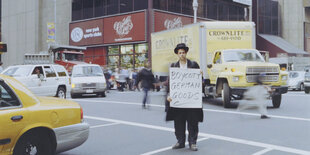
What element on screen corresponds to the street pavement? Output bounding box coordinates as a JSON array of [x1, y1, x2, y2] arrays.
[[59, 90, 310, 155]]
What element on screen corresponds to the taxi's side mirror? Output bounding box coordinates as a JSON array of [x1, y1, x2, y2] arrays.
[[207, 64, 212, 68]]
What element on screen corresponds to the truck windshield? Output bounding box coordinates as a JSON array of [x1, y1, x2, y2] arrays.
[[72, 66, 103, 77], [64, 53, 84, 61], [222, 50, 265, 62], [2, 66, 32, 77]]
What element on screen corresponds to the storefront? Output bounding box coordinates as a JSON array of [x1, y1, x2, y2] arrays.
[[69, 9, 210, 70], [70, 10, 147, 70]]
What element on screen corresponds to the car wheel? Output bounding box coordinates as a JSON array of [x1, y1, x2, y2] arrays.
[[300, 83, 305, 91], [56, 87, 66, 99], [272, 94, 282, 108], [13, 132, 53, 155], [222, 82, 231, 108], [305, 87, 310, 94]]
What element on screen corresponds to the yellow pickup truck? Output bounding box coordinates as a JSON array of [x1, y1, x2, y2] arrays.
[[151, 21, 288, 108]]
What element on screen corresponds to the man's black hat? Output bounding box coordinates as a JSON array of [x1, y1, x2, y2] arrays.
[[174, 43, 189, 54]]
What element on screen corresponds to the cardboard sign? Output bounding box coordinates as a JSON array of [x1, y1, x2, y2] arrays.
[[169, 68, 202, 108]]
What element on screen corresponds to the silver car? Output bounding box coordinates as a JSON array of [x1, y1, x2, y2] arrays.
[[288, 71, 305, 91]]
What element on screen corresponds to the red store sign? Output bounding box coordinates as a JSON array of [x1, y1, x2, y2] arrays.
[[104, 11, 146, 44], [69, 11, 146, 46], [154, 11, 193, 32], [69, 19, 104, 46]]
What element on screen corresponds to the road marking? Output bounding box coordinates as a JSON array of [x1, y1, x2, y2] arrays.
[[141, 137, 210, 155], [75, 99, 310, 122], [252, 148, 273, 155], [85, 115, 310, 155], [90, 122, 120, 129]]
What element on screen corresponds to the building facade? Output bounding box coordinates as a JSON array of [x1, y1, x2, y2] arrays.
[[69, 0, 250, 70], [1, 0, 250, 68], [1, 0, 71, 67]]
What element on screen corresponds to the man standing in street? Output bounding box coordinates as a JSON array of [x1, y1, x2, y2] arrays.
[[166, 43, 204, 151], [136, 62, 156, 109]]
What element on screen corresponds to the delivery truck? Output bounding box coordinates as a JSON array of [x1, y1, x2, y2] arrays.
[[151, 21, 288, 108]]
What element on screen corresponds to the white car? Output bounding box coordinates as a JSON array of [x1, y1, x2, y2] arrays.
[[288, 71, 305, 91], [1, 64, 70, 98], [71, 64, 107, 98]]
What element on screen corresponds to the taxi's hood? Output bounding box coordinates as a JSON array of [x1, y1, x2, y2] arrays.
[[224, 61, 279, 67]]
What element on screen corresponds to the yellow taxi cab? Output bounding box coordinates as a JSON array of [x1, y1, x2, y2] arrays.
[[0, 75, 89, 155]]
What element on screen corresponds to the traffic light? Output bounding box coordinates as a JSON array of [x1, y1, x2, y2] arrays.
[[0, 43, 7, 52]]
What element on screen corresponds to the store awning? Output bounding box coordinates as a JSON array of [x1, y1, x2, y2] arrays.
[[259, 34, 309, 55]]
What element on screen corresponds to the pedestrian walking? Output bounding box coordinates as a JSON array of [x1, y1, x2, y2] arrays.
[[136, 62, 155, 109], [0, 62, 3, 73], [237, 73, 271, 119], [166, 43, 204, 151]]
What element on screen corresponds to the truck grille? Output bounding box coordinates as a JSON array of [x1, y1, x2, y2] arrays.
[[82, 83, 96, 88], [246, 67, 278, 73], [246, 67, 279, 82]]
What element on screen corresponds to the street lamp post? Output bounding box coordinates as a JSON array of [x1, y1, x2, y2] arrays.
[[193, 0, 198, 23], [54, 0, 57, 44]]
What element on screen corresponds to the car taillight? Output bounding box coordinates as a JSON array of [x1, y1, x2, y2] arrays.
[[80, 107, 84, 120]]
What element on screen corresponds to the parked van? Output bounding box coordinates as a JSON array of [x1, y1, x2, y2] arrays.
[[70, 64, 107, 98], [1, 64, 70, 98]]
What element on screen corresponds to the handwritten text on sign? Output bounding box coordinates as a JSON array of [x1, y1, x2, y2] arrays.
[[170, 68, 202, 108]]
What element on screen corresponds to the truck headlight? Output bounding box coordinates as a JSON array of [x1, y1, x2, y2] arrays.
[[232, 76, 239, 82], [281, 75, 287, 81]]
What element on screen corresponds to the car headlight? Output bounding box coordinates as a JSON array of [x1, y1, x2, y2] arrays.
[[98, 83, 106, 88], [281, 75, 287, 81], [72, 83, 81, 88], [232, 76, 239, 82]]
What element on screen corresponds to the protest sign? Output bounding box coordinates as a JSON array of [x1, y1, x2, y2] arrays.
[[169, 68, 202, 108]]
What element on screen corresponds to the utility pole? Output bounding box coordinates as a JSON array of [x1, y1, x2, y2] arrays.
[[54, 0, 57, 44], [193, 0, 198, 23]]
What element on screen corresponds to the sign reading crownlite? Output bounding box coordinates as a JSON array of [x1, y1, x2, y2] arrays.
[[233, 0, 252, 6]]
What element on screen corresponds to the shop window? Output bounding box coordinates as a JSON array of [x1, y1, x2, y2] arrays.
[[134, 43, 148, 69], [120, 0, 133, 13], [218, 3, 229, 21], [108, 55, 119, 67], [95, 0, 105, 17], [121, 55, 134, 68], [121, 45, 133, 54], [72, 0, 83, 21], [108, 46, 119, 55], [134, 0, 148, 11], [83, 0, 94, 19]]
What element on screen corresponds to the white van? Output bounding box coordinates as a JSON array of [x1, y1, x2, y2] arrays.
[[70, 64, 107, 98], [2, 64, 70, 98]]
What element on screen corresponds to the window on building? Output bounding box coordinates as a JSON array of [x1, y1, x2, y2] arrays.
[[207, 0, 218, 20], [153, 0, 167, 10], [182, 0, 193, 15], [168, 0, 181, 13], [72, 0, 83, 21], [134, 0, 148, 11], [83, 0, 94, 19], [120, 0, 133, 13], [218, 3, 229, 21], [0, 0, 2, 42], [95, 0, 105, 17], [134, 44, 148, 69], [107, 0, 119, 15], [258, 0, 280, 35]]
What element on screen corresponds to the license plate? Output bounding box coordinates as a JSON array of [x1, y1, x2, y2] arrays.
[[86, 89, 93, 93]]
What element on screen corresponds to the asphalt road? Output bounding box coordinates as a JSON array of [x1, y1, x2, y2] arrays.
[[59, 90, 310, 155]]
